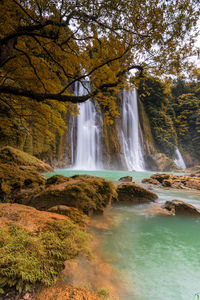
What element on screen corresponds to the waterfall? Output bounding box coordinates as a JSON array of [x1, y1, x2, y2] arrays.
[[120, 89, 145, 171], [71, 81, 102, 170], [174, 148, 186, 169]]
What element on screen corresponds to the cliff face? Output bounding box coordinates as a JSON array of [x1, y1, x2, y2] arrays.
[[137, 99, 157, 156], [1, 89, 195, 170], [102, 117, 127, 170]]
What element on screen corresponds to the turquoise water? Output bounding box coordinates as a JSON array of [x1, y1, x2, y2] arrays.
[[102, 209, 200, 300], [46, 169, 200, 300]]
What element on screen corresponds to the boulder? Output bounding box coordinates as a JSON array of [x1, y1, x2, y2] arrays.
[[142, 177, 161, 185], [163, 200, 200, 217], [142, 173, 200, 190], [17, 175, 117, 216], [117, 182, 158, 204], [46, 174, 70, 185], [118, 176, 133, 182], [0, 146, 53, 172], [0, 163, 45, 201]]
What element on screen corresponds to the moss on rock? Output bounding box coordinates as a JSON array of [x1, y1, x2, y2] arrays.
[[0, 163, 46, 201], [0, 146, 53, 172], [46, 175, 70, 186], [117, 182, 158, 204], [17, 175, 117, 216], [142, 173, 200, 190], [0, 203, 91, 295], [47, 205, 88, 228]]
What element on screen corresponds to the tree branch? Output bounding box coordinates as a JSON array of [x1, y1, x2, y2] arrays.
[[0, 64, 143, 104], [0, 85, 94, 103]]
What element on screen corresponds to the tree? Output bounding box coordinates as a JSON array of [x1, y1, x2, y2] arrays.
[[172, 92, 200, 159], [138, 77, 177, 157], [0, 0, 199, 114]]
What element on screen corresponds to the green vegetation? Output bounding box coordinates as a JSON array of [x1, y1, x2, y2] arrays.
[[0, 221, 91, 294], [0, 163, 45, 201], [0, 98, 71, 162], [0, 146, 52, 171], [138, 75, 200, 164], [0, 0, 199, 163], [138, 77, 177, 157], [171, 79, 200, 161]]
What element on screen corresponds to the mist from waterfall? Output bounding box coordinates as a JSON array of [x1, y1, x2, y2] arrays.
[[120, 89, 145, 171], [174, 148, 186, 169], [71, 81, 102, 170]]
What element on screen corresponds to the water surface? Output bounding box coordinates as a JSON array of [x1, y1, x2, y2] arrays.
[[46, 169, 200, 300]]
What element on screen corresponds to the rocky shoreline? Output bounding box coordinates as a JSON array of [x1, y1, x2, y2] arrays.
[[1, 147, 200, 299], [142, 173, 200, 190]]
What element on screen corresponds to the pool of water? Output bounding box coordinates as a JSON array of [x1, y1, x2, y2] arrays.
[[46, 169, 200, 300]]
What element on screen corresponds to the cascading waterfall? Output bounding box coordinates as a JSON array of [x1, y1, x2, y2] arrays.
[[120, 89, 145, 171], [71, 81, 102, 170], [174, 148, 186, 169], [68, 84, 146, 171]]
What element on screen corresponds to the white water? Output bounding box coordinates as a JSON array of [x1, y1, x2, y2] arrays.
[[120, 89, 145, 171], [174, 148, 186, 169], [69, 85, 146, 171], [71, 82, 102, 170]]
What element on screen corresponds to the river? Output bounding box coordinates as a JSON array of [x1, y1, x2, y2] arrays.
[[45, 169, 200, 300]]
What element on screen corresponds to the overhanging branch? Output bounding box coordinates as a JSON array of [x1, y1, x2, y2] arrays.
[[0, 85, 94, 103]]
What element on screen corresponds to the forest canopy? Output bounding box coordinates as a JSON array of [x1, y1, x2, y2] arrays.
[[0, 0, 199, 108]]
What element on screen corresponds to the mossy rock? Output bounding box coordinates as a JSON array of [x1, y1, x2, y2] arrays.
[[47, 205, 88, 227], [117, 182, 158, 204], [0, 203, 91, 295], [0, 146, 53, 172], [0, 163, 46, 201], [142, 173, 200, 190], [118, 176, 133, 182], [46, 175, 70, 186], [17, 175, 117, 215], [163, 200, 200, 217]]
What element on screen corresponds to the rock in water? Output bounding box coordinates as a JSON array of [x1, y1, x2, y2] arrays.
[[117, 182, 158, 204], [163, 200, 200, 217], [118, 176, 133, 182], [142, 173, 200, 190]]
